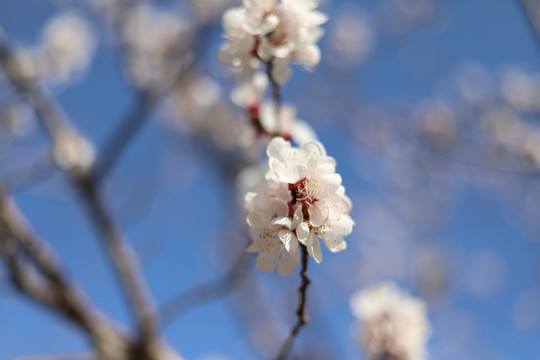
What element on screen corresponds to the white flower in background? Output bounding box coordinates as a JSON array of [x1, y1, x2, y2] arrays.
[[53, 128, 95, 172], [350, 282, 430, 360], [219, 0, 327, 84], [245, 137, 353, 273], [258, 103, 317, 144], [122, 5, 191, 89], [231, 74, 317, 142], [42, 12, 96, 82], [231, 71, 268, 118]]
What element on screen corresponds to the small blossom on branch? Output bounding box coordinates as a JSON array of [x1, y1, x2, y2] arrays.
[[245, 137, 354, 274], [218, 0, 327, 84], [350, 282, 431, 360]]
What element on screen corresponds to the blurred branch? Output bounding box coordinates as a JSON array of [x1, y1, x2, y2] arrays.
[[0, 29, 160, 350], [274, 245, 310, 360], [0, 186, 126, 354], [159, 250, 250, 328], [1, 154, 57, 192], [11, 354, 91, 360], [266, 60, 282, 130], [521, 0, 540, 48]]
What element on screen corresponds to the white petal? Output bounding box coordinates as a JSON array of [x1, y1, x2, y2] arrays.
[[246, 241, 260, 252], [306, 231, 323, 263], [296, 45, 320, 67], [308, 201, 329, 227], [296, 221, 310, 244], [247, 211, 270, 229], [256, 246, 280, 272], [278, 249, 300, 275], [329, 240, 347, 252], [271, 216, 292, 228], [272, 58, 292, 85], [278, 229, 298, 254], [318, 173, 342, 198]]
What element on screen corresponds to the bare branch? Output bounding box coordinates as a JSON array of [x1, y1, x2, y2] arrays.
[[274, 245, 310, 360], [266, 60, 282, 131], [0, 186, 127, 355], [0, 29, 158, 347]]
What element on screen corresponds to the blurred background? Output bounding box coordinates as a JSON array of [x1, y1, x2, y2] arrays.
[[0, 0, 539, 359]]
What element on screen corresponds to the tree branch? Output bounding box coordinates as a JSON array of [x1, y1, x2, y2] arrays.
[[0, 29, 159, 348], [274, 244, 310, 360], [0, 186, 127, 354]]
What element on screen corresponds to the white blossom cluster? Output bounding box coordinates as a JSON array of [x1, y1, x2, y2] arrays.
[[245, 137, 354, 274], [6, 12, 96, 85], [218, 0, 327, 84], [121, 5, 191, 90], [350, 282, 430, 360]]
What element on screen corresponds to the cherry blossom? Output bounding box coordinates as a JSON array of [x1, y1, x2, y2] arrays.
[[245, 137, 354, 273], [219, 0, 327, 84], [350, 282, 430, 360]]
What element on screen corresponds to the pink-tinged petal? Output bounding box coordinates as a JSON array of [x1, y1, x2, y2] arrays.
[[296, 221, 310, 244], [306, 231, 323, 263], [329, 240, 347, 252], [256, 246, 280, 272], [278, 249, 300, 275]]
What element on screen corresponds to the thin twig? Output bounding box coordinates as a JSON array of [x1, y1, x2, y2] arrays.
[[274, 244, 310, 360], [0, 186, 126, 351], [266, 60, 282, 132]]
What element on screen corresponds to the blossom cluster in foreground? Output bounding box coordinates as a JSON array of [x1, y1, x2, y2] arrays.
[[245, 137, 354, 275], [219, 0, 327, 84], [350, 282, 430, 360]]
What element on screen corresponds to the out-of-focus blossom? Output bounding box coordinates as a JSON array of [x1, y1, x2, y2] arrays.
[[482, 106, 540, 168], [190, 0, 232, 23], [53, 128, 95, 172], [122, 5, 191, 89], [42, 12, 97, 82], [0, 101, 33, 136], [245, 137, 353, 273], [416, 99, 455, 146], [500, 67, 540, 113], [350, 282, 430, 360], [231, 73, 316, 143], [454, 62, 494, 106], [3, 13, 96, 85], [330, 6, 376, 67], [379, 0, 436, 34], [219, 0, 327, 84], [166, 73, 253, 151]]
